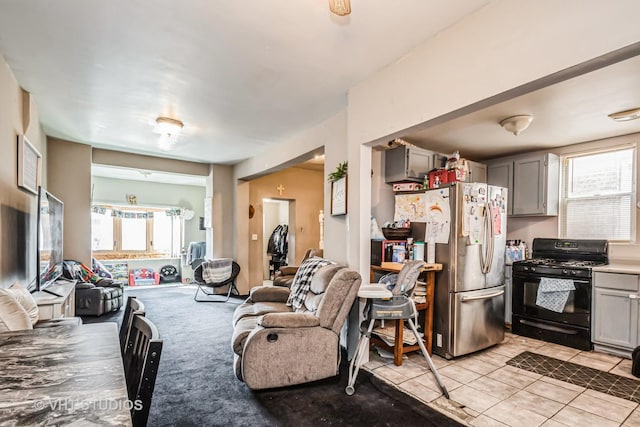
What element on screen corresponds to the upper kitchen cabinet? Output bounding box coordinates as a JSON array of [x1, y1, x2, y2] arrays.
[[467, 160, 487, 184], [385, 145, 434, 183], [487, 153, 559, 216]]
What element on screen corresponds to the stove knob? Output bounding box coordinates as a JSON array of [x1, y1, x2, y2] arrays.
[[562, 269, 568, 275], [571, 270, 577, 276], [523, 266, 529, 271], [531, 267, 536, 272]]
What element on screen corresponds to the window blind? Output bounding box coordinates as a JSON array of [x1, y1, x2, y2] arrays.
[[560, 147, 635, 242]]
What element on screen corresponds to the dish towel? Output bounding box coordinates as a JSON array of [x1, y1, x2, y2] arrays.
[[536, 277, 575, 313]]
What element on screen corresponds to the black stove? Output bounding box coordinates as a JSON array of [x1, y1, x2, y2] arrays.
[[513, 239, 608, 278], [511, 238, 608, 351]]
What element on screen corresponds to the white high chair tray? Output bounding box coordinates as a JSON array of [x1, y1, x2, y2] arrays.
[[358, 284, 392, 299]]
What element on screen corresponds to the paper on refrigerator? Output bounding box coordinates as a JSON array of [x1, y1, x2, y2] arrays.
[[462, 183, 487, 245], [394, 193, 427, 222], [424, 187, 451, 244]]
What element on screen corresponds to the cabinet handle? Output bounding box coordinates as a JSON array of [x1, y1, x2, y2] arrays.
[[629, 294, 640, 299]]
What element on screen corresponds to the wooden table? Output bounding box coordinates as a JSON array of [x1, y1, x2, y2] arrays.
[[0, 323, 132, 426], [369, 262, 442, 366]]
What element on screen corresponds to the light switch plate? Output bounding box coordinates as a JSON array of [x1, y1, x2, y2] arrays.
[[251, 234, 258, 241]]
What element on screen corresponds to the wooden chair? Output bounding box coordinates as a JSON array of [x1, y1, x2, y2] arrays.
[[119, 296, 145, 355], [124, 314, 163, 427]]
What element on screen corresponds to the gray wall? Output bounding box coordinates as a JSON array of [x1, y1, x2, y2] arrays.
[[91, 176, 206, 248]]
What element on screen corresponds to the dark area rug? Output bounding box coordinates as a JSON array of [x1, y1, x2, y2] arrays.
[[84, 285, 461, 426], [507, 351, 640, 403]]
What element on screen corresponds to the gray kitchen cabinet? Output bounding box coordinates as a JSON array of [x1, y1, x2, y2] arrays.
[[467, 160, 487, 183], [592, 271, 639, 357], [385, 145, 434, 183], [487, 153, 559, 216], [487, 160, 513, 213]]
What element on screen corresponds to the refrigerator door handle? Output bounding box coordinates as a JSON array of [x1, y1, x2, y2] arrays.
[[480, 205, 494, 274], [460, 289, 504, 302]]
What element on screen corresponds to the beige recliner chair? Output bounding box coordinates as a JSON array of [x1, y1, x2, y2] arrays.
[[231, 262, 361, 390], [272, 248, 323, 287]]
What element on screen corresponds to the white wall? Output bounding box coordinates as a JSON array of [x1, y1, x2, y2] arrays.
[[371, 150, 395, 228], [91, 176, 206, 247], [234, 110, 347, 293], [345, 0, 640, 278]]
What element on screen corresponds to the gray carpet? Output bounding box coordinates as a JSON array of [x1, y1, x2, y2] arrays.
[[85, 285, 461, 426]]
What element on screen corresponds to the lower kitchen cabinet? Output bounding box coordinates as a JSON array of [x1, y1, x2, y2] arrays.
[[592, 271, 639, 357]]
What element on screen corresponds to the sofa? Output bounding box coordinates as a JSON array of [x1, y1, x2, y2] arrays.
[[231, 258, 361, 390], [272, 248, 323, 287], [75, 279, 124, 316], [0, 283, 82, 333], [62, 260, 125, 316], [129, 268, 160, 286]]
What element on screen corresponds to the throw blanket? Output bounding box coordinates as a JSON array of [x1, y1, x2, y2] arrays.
[[287, 257, 334, 311], [202, 258, 233, 284], [536, 277, 575, 313]]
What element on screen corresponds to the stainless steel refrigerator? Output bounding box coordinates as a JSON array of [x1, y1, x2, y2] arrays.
[[428, 182, 507, 359]]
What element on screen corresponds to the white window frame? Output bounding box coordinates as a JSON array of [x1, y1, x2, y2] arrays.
[[559, 144, 636, 243], [91, 205, 183, 257]]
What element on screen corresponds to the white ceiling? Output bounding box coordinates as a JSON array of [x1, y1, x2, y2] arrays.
[[402, 54, 640, 160], [0, 0, 489, 165]]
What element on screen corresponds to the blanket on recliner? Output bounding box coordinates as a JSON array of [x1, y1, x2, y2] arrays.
[[286, 257, 334, 311]]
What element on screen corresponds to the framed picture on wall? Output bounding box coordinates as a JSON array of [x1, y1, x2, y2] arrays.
[[17, 135, 41, 195], [330, 176, 347, 216]]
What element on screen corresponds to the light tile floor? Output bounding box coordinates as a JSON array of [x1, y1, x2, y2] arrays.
[[364, 333, 640, 426]]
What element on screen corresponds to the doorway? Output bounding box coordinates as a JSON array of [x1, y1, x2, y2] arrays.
[[262, 198, 296, 280]]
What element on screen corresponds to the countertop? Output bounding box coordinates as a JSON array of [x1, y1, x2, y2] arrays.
[[593, 262, 640, 274], [0, 323, 132, 426]]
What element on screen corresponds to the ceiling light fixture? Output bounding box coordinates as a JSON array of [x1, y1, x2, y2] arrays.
[[153, 116, 184, 137], [499, 115, 533, 136], [608, 108, 640, 122], [329, 0, 351, 16]]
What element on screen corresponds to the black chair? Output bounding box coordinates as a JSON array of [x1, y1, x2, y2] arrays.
[[120, 296, 144, 372], [193, 260, 241, 302], [124, 314, 163, 427]]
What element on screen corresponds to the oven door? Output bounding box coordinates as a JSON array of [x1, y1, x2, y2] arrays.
[[512, 273, 591, 328]]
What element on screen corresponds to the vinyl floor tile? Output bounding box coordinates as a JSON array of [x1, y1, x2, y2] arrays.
[[448, 384, 501, 413], [483, 400, 548, 427], [504, 390, 564, 418], [508, 351, 640, 403], [551, 405, 619, 427]]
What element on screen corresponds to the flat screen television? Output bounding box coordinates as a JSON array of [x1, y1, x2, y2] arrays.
[[37, 187, 64, 295]]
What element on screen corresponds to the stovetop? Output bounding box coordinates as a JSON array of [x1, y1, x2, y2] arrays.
[[512, 238, 608, 278], [517, 258, 607, 268]]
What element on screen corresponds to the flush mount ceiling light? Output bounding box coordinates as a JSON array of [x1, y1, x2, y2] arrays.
[[329, 0, 351, 16], [500, 115, 533, 136], [153, 117, 184, 137], [608, 107, 640, 122]]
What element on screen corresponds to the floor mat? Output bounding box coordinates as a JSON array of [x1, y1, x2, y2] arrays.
[[507, 351, 640, 403]]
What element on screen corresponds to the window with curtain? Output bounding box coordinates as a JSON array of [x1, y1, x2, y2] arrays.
[[560, 146, 635, 242], [91, 205, 183, 257]]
